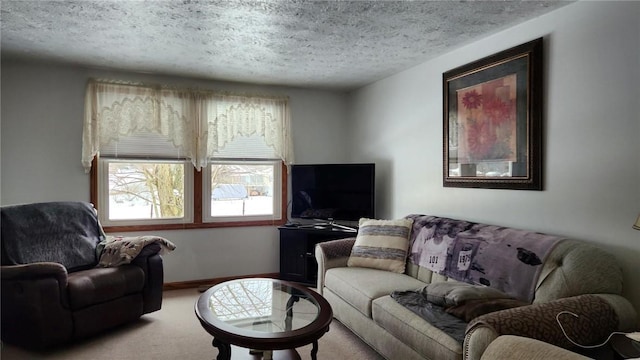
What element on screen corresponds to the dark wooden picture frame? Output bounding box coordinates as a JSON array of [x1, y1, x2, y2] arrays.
[[443, 38, 543, 190]]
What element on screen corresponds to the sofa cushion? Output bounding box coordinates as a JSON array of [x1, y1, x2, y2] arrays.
[[67, 265, 145, 310], [372, 295, 463, 360], [325, 267, 425, 317], [348, 218, 413, 273]]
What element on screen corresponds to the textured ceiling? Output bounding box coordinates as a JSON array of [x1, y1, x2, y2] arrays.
[[1, 1, 572, 90]]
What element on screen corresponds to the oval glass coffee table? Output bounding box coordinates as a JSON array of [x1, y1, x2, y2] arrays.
[[195, 278, 333, 360]]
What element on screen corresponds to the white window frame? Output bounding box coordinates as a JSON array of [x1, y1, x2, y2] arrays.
[[97, 158, 194, 227], [202, 160, 282, 223]]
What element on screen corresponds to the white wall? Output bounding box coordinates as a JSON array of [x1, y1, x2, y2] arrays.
[[348, 1, 640, 317], [0, 59, 350, 282]]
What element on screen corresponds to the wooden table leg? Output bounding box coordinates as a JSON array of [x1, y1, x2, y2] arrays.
[[285, 295, 300, 331], [310, 340, 318, 360], [212, 338, 231, 360], [310, 325, 329, 360]]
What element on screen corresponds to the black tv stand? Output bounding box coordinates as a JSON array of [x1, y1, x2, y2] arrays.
[[278, 225, 358, 285]]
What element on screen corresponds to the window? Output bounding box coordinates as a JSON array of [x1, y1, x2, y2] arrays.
[[203, 161, 281, 222], [99, 159, 193, 226], [83, 79, 292, 230]]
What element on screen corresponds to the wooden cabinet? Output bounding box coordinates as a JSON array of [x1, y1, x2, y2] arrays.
[[279, 226, 356, 286]]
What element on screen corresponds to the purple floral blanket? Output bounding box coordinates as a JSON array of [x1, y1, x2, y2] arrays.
[[406, 215, 565, 302]]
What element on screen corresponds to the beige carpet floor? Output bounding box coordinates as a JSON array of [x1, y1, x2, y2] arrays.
[[1, 288, 384, 360]]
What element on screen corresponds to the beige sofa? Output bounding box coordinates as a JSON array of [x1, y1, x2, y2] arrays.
[[315, 215, 637, 360]]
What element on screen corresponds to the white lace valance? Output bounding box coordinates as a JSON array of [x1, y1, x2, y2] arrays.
[[207, 95, 292, 162], [82, 79, 293, 172]]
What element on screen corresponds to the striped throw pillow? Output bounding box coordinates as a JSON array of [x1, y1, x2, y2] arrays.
[[347, 218, 414, 273]]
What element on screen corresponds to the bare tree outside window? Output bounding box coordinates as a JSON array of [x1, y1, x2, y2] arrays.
[[108, 162, 185, 220]]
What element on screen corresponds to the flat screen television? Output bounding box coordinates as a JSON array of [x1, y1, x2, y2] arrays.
[[290, 163, 375, 225]]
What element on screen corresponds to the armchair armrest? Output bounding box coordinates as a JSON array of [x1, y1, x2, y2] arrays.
[[131, 243, 164, 314], [463, 293, 636, 360], [2, 262, 67, 281], [2, 263, 70, 307], [1, 263, 74, 347], [314, 237, 355, 295]]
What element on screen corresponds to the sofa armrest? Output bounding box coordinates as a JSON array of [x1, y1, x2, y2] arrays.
[[481, 335, 591, 360], [314, 238, 355, 295], [464, 293, 634, 360], [592, 293, 638, 331]]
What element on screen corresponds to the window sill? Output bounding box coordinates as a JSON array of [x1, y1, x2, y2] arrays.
[[103, 219, 286, 233]]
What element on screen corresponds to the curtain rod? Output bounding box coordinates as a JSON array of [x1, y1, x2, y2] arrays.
[[88, 78, 290, 101]]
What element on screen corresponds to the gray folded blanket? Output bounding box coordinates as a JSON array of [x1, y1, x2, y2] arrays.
[[390, 282, 527, 344]]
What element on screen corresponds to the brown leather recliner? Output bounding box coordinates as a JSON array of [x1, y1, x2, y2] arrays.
[[1, 201, 165, 349]]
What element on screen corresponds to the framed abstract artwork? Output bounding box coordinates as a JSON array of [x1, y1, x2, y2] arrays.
[[443, 38, 543, 190]]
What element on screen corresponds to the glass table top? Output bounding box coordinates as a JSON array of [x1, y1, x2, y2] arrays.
[[203, 278, 320, 334]]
